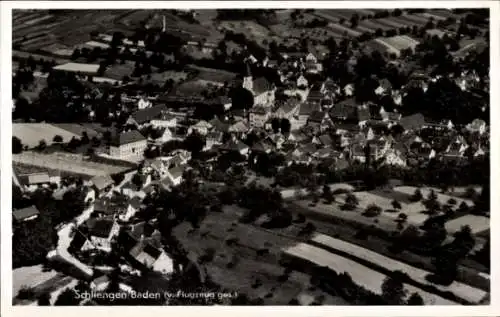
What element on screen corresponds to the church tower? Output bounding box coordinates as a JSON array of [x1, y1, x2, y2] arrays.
[[242, 62, 253, 93]]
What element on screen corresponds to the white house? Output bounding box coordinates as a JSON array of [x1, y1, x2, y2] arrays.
[[138, 98, 152, 110], [188, 120, 212, 135], [297, 74, 308, 88], [344, 84, 354, 97], [87, 218, 120, 252]]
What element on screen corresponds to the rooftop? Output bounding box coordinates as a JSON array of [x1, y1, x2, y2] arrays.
[[110, 130, 146, 147]]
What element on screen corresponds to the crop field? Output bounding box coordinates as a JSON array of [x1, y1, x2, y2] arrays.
[[310, 233, 488, 303], [13, 151, 131, 177], [388, 16, 425, 27], [327, 23, 361, 38], [393, 186, 474, 208], [359, 19, 393, 32], [375, 17, 409, 29], [419, 12, 448, 21], [143, 70, 188, 86], [283, 242, 457, 305], [187, 65, 238, 83], [13, 265, 60, 298], [396, 14, 430, 26]]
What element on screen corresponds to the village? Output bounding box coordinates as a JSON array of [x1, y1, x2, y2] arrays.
[[11, 8, 490, 306]]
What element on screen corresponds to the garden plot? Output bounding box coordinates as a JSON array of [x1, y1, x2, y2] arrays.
[[283, 242, 457, 305], [445, 215, 489, 234], [382, 35, 420, 51], [13, 123, 81, 148], [310, 233, 488, 304], [419, 12, 448, 21], [388, 16, 423, 27]]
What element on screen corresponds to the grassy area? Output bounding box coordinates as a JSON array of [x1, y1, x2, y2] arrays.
[[285, 201, 490, 290], [172, 206, 347, 305]]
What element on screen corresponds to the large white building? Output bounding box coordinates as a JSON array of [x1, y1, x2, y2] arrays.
[[109, 130, 148, 159]]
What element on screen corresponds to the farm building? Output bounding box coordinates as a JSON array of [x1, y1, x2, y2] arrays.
[[109, 130, 148, 159], [53, 62, 99, 76]]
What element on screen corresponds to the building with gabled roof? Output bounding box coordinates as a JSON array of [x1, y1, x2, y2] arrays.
[[13, 205, 40, 222], [127, 105, 168, 127], [109, 130, 147, 159]]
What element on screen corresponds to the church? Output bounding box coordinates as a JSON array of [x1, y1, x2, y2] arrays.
[[242, 63, 276, 108]]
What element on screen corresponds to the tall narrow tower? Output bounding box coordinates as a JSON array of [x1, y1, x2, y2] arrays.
[[162, 15, 166, 33], [242, 63, 253, 93]]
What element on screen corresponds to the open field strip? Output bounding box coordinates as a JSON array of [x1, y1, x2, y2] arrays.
[[383, 35, 419, 50], [315, 10, 351, 21], [388, 16, 422, 27], [359, 19, 392, 31], [14, 21, 64, 40], [445, 215, 490, 234], [13, 12, 48, 25], [327, 23, 361, 37], [397, 14, 429, 26], [283, 242, 457, 305], [312, 11, 341, 23], [353, 25, 375, 33], [431, 9, 461, 19], [375, 18, 408, 29], [393, 186, 474, 207], [310, 233, 487, 303], [419, 12, 448, 21], [13, 15, 56, 32], [13, 123, 81, 148]]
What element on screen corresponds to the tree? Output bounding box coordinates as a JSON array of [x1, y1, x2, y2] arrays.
[[410, 188, 423, 202], [184, 132, 206, 156], [391, 199, 402, 210], [381, 274, 407, 304], [54, 288, 80, 306], [38, 292, 52, 306], [230, 86, 254, 109], [12, 136, 23, 154], [111, 173, 125, 185], [342, 193, 359, 210], [271, 117, 280, 133], [37, 139, 47, 152], [280, 118, 291, 134], [407, 292, 424, 305], [363, 204, 382, 217], [132, 173, 144, 188], [450, 225, 475, 258], [53, 135, 63, 143]]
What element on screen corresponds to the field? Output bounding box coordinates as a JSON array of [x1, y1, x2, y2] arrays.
[[142, 70, 188, 86], [13, 123, 82, 148], [187, 65, 238, 84], [309, 233, 487, 303], [283, 242, 457, 305], [103, 61, 136, 81], [446, 215, 490, 234], [172, 206, 348, 305], [13, 265, 59, 297], [218, 20, 274, 46]]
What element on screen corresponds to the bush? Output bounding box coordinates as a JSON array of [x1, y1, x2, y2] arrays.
[[13, 136, 24, 154], [410, 188, 423, 202], [111, 173, 125, 184], [363, 204, 382, 217], [447, 198, 457, 205], [53, 135, 63, 143]]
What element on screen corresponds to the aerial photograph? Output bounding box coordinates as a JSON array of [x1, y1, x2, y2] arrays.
[[11, 8, 490, 306]]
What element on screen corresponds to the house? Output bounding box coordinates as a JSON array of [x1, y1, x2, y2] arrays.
[[293, 102, 321, 130], [306, 88, 323, 104], [68, 229, 95, 254], [312, 147, 340, 159], [151, 113, 177, 129], [243, 64, 275, 106], [423, 119, 454, 131], [399, 113, 426, 131], [383, 148, 407, 167], [18, 172, 50, 190], [137, 97, 152, 110], [155, 127, 177, 143], [126, 105, 168, 128], [220, 139, 250, 156], [375, 78, 393, 95], [275, 99, 300, 120], [297, 74, 308, 88], [93, 197, 123, 217], [205, 131, 224, 150], [329, 99, 358, 122], [228, 121, 249, 135], [249, 106, 271, 128], [357, 106, 371, 127], [166, 165, 185, 186], [90, 275, 110, 291], [312, 134, 333, 147], [109, 130, 148, 159], [90, 175, 115, 195], [210, 117, 231, 133], [119, 196, 142, 222], [129, 240, 174, 274], [188, 120, 212, 135], [251, 140, 274, 154], [13, 205, 40, 222], [466, 119, 487, 135], [307, 111, 331, 133], [267, 133, 286, 150], [344, 84, 354, 97], [86, 218, 120, 251]]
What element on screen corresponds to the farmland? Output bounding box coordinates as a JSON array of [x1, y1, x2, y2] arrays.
[[172, 206, 348, 305], [309, 233, 487, 303], [283, 242, 457, 305]]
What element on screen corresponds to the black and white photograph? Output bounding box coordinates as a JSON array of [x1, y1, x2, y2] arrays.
[[5, 2, 494, 309]]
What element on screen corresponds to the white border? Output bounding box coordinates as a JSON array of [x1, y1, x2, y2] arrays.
[[1, 1, 499, 317]]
